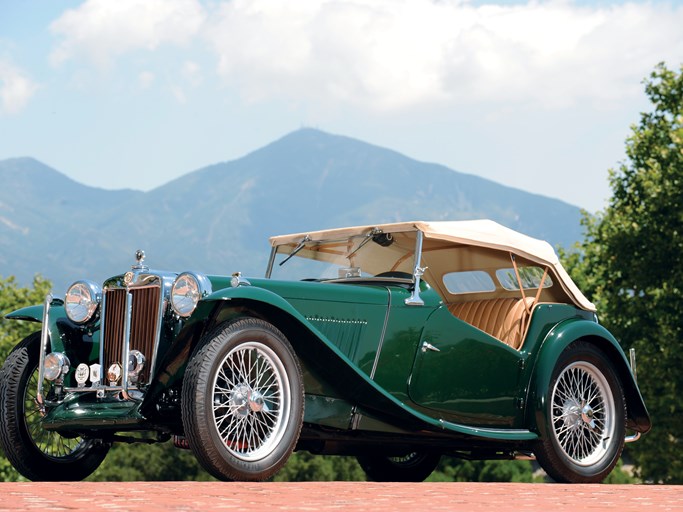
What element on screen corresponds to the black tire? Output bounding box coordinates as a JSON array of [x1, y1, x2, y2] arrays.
[[181, 319, 304, 481], [357, 451, 441, 482], [534, 341, 625, 483], [0, 332, 110, 481]]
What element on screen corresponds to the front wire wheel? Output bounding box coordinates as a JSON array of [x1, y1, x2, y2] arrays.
[[182, 319, 304, 481], [535, 342, 625, 483], [213, 340, 291, 462], [0, 332, 110, 481]]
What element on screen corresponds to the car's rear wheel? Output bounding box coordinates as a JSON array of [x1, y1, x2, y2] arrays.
[[0, 332, 110, 481], [534, 341, 625, 483], [182, 319, 304, 481], [357, 451, 441, 482]]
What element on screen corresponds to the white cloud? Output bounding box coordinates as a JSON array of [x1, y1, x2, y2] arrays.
[[203, 0, 683, 111], [47, 0, 683, 111], [0, 59, 39, 115], [49, 0, 206, 68], [138, 71, 155, 89], [182, 60, 202, 87]]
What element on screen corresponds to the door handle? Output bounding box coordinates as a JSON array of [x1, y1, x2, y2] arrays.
[[421, 341, 440, 353]]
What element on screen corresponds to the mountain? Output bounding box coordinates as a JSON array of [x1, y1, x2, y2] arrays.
[[0, 129, 583, 293]]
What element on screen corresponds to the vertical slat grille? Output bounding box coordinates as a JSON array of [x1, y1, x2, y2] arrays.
[[103, 289, 126, 377], [103, 285, 161, 386]]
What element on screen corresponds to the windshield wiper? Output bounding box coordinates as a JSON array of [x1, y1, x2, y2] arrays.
[[279, 235, 311, 266], [347, 227, 381, 258]]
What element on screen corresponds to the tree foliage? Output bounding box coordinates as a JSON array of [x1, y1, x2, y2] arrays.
[[0, 275, 51, 362], [86, 442, 214, 482], [0, 274, 52, 481], [564, 63, 683, 483]]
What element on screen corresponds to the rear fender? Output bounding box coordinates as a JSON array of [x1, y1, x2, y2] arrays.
[[527, 319, 651, 438]]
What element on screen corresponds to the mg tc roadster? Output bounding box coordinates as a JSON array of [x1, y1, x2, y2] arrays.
[[0, 220, 650, 483]]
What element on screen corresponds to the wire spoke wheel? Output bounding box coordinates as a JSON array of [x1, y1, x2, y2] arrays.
[[24, 369, 86, 459], [534, 341, 625, 483], [0, 332, 110, 481], [551, 361, 615, 466], [182, 319, 304, 481], [212, 341, 290, 461]]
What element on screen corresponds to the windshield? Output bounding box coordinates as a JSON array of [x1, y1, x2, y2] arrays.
[[267, 230, 418, 282]]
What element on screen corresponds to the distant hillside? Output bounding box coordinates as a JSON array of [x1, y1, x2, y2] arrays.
[[0, 129, 582, 293]]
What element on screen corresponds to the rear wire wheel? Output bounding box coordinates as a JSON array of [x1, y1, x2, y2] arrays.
[[182, 319, 304, 481], [0, 332, 110, 481], [534, 341, 625, 483]]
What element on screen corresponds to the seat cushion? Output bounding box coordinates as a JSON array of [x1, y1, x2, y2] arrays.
[[448, 297, 534, 349]]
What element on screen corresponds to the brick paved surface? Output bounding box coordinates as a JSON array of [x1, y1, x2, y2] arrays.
[[1, 482, 681, 511]]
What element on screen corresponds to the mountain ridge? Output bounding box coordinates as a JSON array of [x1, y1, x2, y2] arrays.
[[0, 129, 583, 294]]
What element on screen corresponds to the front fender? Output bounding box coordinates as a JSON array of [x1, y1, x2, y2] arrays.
[[4, 300, 73, 354], [527, 318, 651, 438], [5, 298, 97, 360], [202, 285, 308, 320], [5, 304, 48, 323]]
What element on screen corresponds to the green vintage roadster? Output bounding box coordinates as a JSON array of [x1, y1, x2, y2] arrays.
[[0, 220, 650, 483]]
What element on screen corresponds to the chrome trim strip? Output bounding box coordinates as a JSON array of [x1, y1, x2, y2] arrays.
[[405, 230, 425, 306], [99, 291, 108, 386], [120, 290, 133, 399], [629, 347, 638, 383], [148, 283, 166, 384], [369, 287, 392, 381], [63, 384, 140, 393], [265, 246, 277, 278], [36, 293, 52, 411]]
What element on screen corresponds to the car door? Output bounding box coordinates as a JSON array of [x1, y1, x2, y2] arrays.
[[408, 306, 525, 428]]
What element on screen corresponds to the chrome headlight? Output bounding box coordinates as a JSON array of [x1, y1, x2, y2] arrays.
[[44, 352, 70, 381], [171, 272, 212, 317], [65, 280, 101, 324]]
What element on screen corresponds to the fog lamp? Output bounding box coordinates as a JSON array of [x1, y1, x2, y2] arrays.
[[44, 352, 70, 381]]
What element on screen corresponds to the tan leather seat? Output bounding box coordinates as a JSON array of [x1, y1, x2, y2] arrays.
[[448, 297, 535, 349]]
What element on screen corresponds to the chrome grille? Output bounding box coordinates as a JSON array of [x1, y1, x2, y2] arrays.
[[102, 285, 161, 385]]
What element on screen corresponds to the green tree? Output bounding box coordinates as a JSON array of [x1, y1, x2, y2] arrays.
[[565, 63, 683, 483], [87, 442, 214, 482], [0, 274, 52, 481], [273, 452, 365, 481], [0, 275, 52, 362], [427, 458, 537, 483]]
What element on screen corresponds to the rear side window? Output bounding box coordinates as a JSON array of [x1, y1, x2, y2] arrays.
[[496, 267, 553, 290], [443, 271, 496, 295]]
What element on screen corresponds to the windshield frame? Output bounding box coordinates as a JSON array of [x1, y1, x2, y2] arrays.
[[265, 228, 420, 285]]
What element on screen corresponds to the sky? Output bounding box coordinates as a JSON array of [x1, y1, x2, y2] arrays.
[[1, 0, 682, 212]]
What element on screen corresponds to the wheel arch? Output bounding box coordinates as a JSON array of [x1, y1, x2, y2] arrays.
[[526, 319, 651, 438], [197, 292, 367, 398]]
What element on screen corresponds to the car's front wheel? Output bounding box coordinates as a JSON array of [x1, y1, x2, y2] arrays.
[[357, 451, 441, 482], [182, 319, 304, 481], [0, 332, 110, 481], [534, 341, 625, 483]]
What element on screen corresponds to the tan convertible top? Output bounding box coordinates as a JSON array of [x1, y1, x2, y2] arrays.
[[270, 220, 595, 311]]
